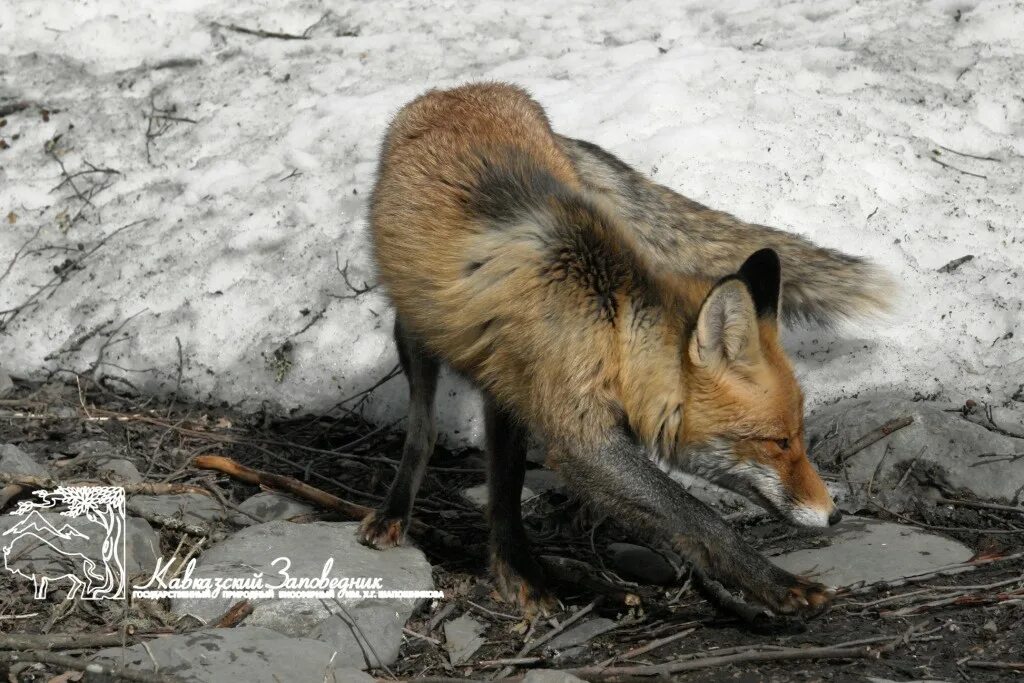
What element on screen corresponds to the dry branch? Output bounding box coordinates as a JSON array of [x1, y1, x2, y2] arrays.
[[0, 650, 183, 683], [0, 631, 168, 650], [833, 416, 914, 464], [193, 454, 373, 520]]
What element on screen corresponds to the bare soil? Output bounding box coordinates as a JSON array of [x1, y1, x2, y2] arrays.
[[1, 376, 1021, 682]]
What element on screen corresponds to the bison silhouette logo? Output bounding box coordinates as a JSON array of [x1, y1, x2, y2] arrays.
[[2, 486, 126, 600]]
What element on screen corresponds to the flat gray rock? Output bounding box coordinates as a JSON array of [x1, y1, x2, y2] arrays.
[[93, 627, 373, 683], [171, 521, 434, 669], [443, 613, 486, 665], [523, 671, 587, 683], [233, 491, 315, 525], [95, 458, 143, 483], [128, 493, 228, 525], [462, 483, 536, 508], [607, 543, 676, 585], [807, 394, 1024, 510], [0, 371, 13, 398], [770, 516, 973, 588], [0, 510, 160, 598], [0, 444, 49, 478], [546, 617, 617, 651]]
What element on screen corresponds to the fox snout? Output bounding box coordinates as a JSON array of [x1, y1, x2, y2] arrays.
[[773, 456, 842, 529], [686, 440, 842, 529]]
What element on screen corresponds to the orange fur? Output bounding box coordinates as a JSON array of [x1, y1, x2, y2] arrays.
[[371, 82, 832, 517]]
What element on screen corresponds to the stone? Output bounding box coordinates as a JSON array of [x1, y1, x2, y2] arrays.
[[170, 521, 434, 669], [92, 627, 373, 683], [0, 444, 49, 478], [770, 516, 973, 588], [0, 510, 161, 598], [443, 613, 486, 665], [65, 438, 118, 458], [666, 469, 763, 520], [545, 617, 617, 650], [523, 671, 588, 683], [0, 370, 13, 398], [127, 493, 228, 525], [807, 394, 1024, 510], [95, 458, 143, 483], [233, 491, 315, 525], [462, 483, 536, 508], [607, 542, 676, 585]]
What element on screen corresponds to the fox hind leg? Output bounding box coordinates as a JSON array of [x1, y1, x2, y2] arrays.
[[358, 316, 440, 549], [484, 397, 556, 616]]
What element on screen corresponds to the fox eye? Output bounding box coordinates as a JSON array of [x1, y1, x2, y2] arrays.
[[775, 438, 790, 450]]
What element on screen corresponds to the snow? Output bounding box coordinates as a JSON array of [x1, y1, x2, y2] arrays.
[[1, 0, 1021, 447]]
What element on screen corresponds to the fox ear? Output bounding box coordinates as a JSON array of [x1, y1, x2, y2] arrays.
[[689, 278, 760, 368], [737, 248, 781, 322]]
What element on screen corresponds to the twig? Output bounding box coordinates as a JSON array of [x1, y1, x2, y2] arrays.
[[144, 95, 197, 165], [0, 650, 184, 683], [569, 633, 905, 678], [0, 223, 44, 287], [193, 454, 373, 520], [843, 550, 1024, 595], [213, 14, 327, 41], [935, 144, 999, 162], [965, 660, 1024, 671], [425, 603, 457, 633], [0, 473, 210, 496], [0, 631, 168, 650], [212, 600, 253, 628], [522, 598, 599, 655], [597, 626, 697, 668], [0, 219, 145, 332], [833, 416, 914, 464], [936, 497, 1024, 515], [330, 254, 378, 299], [929, 154, 987, 179], [937, 254, 974, 273]]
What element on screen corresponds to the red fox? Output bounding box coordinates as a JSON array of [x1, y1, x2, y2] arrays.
[[358, 82, 891, 618]]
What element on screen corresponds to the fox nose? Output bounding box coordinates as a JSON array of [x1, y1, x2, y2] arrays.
[[827, 508, 843, 526]]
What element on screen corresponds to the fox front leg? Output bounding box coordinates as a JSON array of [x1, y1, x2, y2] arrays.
[[551, 429, 833, 620]]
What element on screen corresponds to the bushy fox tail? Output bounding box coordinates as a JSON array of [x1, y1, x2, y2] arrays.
[[559, 135, 895, 327]]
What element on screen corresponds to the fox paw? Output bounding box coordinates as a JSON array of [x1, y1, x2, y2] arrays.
[[357, 511, 406, 549], [764, 573, 835, 617], [492, 557, 558, 619]]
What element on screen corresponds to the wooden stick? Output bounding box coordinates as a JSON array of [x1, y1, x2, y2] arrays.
[[0, 631, 169, 650], [0, 650, 183, 682], [570, 638, 893, 678], [0, 473, 210, 496], [936, 497, 1024, 516], [193, 455, 372, 520], [965, 660, 1024, 671], [212, 600, 253, 628], [833, 416, 914, 464]]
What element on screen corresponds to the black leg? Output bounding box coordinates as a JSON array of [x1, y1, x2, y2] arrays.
[[552, 428, 833, 619], [358, 316, 440, 548], [484, 396, 554, 615]]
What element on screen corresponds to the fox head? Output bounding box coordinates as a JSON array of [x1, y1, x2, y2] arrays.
[[680, 249, 840, 529]]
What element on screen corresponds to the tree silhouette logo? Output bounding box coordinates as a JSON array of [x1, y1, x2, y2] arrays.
[[2, 487, 126, 600]]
